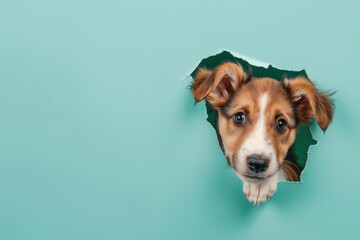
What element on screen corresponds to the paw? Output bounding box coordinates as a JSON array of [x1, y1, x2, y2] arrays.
[[243, 176, 278, 205]]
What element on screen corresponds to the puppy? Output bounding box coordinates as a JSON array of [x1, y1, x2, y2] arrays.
[[192, 62, 333, 205]]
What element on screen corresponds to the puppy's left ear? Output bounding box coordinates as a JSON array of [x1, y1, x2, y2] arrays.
[[284, 77, 334, 131], [191, 62, 247, 108]]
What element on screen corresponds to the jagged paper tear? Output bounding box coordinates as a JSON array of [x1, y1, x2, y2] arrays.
[[190, 51, 317, 181]]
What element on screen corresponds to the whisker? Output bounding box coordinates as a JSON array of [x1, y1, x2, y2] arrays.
[[283, 160, 301, 180], [281, 165, 293, 181], [284, 160, 301, 174], [280, 165, 289, 180], [286, 166, 294, 182], [287, 165, 298, 181]]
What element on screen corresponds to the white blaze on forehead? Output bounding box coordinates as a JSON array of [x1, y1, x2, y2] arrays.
[[238, 93, 276, 167], [249, 94, 270, 154]]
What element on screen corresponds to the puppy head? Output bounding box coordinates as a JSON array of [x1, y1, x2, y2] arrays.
[[192, 62, 333, 181]]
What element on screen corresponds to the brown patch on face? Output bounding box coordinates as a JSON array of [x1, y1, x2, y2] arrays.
[[217, 109, 254, 167], [217, 81, 261, 166], [264, 82, 297, 165]]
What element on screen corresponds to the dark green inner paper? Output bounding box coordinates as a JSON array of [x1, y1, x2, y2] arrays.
[[190, 51, 317, 179]]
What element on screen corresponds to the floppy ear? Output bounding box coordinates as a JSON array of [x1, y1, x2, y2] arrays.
[[191, 62, 247, 108], [283, 77, 334, 131]]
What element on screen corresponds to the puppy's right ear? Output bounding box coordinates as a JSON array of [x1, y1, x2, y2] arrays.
[[191, 62, 247, 108]]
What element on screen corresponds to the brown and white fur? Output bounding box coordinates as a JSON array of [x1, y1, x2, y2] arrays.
[[192, 62, 333, 205]]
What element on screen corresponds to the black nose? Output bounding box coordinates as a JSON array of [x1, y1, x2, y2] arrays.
[[247, 154, 269, 173]]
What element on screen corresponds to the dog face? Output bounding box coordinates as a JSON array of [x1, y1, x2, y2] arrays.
[[218, 79, 298, 180], [192, 62, 333, 182]]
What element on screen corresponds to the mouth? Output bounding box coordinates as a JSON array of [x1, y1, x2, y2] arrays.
[[241, 173, 267, 180], [236, 167, 281, 181]]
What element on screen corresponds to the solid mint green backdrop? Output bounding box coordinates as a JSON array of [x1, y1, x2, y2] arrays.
[[0, 0, 359, 239]]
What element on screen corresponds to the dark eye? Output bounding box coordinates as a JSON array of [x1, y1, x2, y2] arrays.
[[234, 112, 246, 125], [276, 118, 287, 132]]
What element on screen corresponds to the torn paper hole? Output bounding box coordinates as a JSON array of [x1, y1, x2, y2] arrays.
[[190, 51, 320, 182]]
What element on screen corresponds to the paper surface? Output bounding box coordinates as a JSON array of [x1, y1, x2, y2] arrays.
[[190, 51, 317, 181]]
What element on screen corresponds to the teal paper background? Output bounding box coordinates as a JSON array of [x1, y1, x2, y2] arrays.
[[0, 1, 359, 239]]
